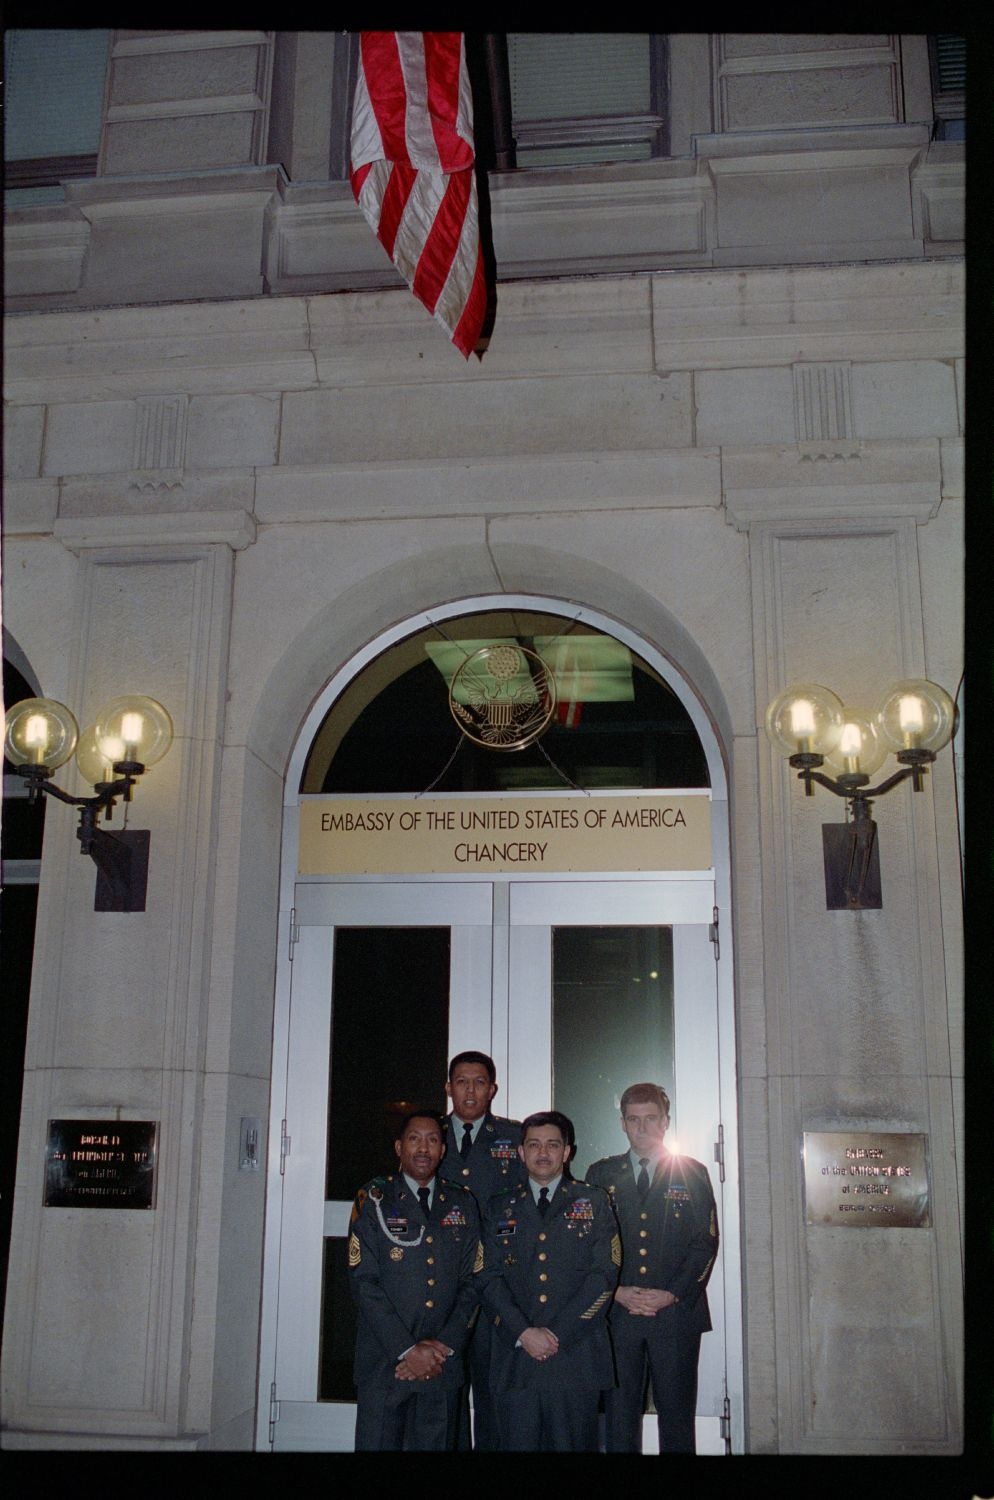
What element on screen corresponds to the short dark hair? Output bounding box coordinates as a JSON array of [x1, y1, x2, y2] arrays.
[[520, 1110, 574, 1147], [448, 1050, 497, 1085], [395, 1109, 445, 1138], [620, 1083, 671, 1120]]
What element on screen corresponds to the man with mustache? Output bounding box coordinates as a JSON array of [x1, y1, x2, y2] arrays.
[[586, 1082, 719, 1454], [349, 1110, 481, 1450], [476, 1110, 619, 1451]]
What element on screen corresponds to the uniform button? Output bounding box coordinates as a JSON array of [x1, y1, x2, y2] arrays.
[[639, 1267, 648, 1276], [640, 1212, 648, 1221], [538, 1294, 548, 1303], [462, 1168, 470, 1177], [639, 1248, 648, 1257], [427, 1257, 435, 1265], [538, 1252, 547, 1261], [426, 1236, 434, 1244], [427, 1279, 435, 1286], [538, 1233, 547, 1242], [639, 1230, 648, 1238], [539, 1273, 548, 1282], [425, 1300, 434, 1308]]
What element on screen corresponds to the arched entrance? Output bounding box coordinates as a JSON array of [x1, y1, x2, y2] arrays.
[[257, 595, 741, 1453]]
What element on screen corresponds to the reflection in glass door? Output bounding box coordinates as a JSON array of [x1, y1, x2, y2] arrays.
[[552, 926, 674, 1173], [506, 879, 727, 1454]]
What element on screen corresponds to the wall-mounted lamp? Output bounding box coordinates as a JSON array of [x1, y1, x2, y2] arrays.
[[764, 678, 956, 911], [4, 695, 173, 911]]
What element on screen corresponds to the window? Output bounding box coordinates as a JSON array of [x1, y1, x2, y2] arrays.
[[505, 33, 666, 167], [313, 32, 667, 184], [301, 608, 709, 796], [3, 29, 111, 205], [928, 34, 964, 140]]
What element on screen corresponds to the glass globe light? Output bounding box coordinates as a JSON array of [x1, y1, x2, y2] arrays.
[[4, 697, 79, 770], [874, 679, 956, 754], [765, 684, 845, 757], [76, 723, 125, 786], [824, 710, 888, 779], [93, 696, 173, 768]]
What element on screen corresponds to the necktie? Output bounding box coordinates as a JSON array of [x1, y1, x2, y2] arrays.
[[637, 1158, 650, 1199], [460, 1123, 473, 1159], [537, 1186, 550, 1216], [418, 1186, 431, 1218]]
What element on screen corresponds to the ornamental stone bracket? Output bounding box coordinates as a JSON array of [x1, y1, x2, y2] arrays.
[[722, 440, 943, 532], [793, 362, 861, 462], [130, 395, 189, 492]]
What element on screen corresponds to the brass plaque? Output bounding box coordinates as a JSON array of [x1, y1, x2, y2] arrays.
[[804, 1132, 930, 1227], [45, 1120, 158, 1209], [299, 793, 712, 876]]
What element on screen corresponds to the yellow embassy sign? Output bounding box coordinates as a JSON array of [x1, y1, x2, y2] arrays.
[[298, 793, 711, 876]]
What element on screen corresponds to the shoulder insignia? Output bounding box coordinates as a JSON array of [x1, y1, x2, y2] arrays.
[[351, 1188, 367, 1223], [611, 1233, 622, 1267], [348, 1232, 361, 1267], [474, 1241, 484, 1274]]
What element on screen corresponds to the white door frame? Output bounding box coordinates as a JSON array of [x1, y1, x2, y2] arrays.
[[257, 594, 742, 1454]]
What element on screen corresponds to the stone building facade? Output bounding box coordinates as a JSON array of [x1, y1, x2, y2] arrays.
[[2, 32, 963, 1454]]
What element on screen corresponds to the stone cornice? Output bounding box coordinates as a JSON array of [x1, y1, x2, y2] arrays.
[[3, 262, 964, 405], [54, 510, 257, 554]]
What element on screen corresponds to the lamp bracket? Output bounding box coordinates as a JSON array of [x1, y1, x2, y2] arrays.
[[822, 818, 882, 910], [84, 827, 150, 912], [14, 763, 149, 911]]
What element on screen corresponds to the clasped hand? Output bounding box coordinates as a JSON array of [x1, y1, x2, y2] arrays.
[[395, 1339, 451, 1380], [614, 1285, 677, 1316], [520, 1326, 559, 1361]]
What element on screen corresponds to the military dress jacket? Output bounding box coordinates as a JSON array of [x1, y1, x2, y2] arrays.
[[438, 1113, 527, 1208], [586, 1151, 718, 1335], [477, 1178, 619, 1393], [349, 1174, 482, 1390]]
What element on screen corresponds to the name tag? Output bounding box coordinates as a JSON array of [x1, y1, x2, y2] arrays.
[[497, 1219, 517, 1236], [386, 1216, 408, 1233]]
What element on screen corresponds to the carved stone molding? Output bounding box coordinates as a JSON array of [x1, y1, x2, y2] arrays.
[[131, 395, 188, 491], [793, 361, 861, 460]]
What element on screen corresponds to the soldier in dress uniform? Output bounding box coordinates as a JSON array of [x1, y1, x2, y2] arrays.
[[349, 1110, 482, 1450], [437, 1050, 526, 1449], [586, 1082, 719, 1454], [476, 1110, 619, 1452]]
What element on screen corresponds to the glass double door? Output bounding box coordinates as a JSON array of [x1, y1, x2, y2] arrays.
[[266, 876, 728, 1452]]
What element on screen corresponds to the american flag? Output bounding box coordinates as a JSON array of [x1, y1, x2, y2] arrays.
[[349, 32, 489, 358]]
